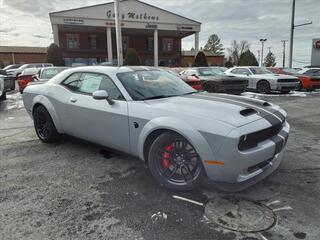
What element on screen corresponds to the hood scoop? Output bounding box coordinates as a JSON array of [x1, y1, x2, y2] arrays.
[[240, 108, 258, 117], [262, 102, 271, 107]]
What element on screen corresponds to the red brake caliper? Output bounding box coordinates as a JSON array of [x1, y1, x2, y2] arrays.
[[162, 144, 173, 170]]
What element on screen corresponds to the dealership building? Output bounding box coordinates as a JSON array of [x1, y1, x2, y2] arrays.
[[49, 0, 204, 67]]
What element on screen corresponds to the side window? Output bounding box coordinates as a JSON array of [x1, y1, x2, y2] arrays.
[[62, 72, 124, 100], [185, 70, 197, 76], [98, 75, 124, 100], [62, 73, 82, 92], [231, 69, 239, 74], [237, 68, 250, 75]]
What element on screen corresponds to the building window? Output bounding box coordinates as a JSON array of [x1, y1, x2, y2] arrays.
[[147, 37, 154, 52], [89, 35, 98, 49], [162, 38, 173, 52], [67, 34, 80, 49], [122, 36, 129, 52]]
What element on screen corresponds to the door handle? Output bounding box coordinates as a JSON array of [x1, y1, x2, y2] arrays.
[[70, 98, 77, 103]]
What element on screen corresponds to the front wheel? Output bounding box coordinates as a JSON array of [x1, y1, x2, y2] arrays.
[[148, 132, 204, 191], [33, 105, 61, 143], [257, 80, 271, 94]]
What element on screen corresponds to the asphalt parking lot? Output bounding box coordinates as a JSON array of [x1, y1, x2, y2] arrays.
[[0, 90, 320, 240]]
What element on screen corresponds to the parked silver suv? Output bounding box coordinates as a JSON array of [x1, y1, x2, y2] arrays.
[[6, 63, 53, 78], [225, 66, 299, 93]]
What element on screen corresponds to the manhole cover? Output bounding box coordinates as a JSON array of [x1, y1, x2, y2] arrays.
[[205, 197, 277, 233]]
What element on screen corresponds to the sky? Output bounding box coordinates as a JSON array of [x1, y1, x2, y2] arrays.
[[0, 0, 319, 67]]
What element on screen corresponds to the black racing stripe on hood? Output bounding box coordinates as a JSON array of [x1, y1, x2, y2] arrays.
[[272, 111, 285, 123], [203, 93, 269, 108], [182, 93, 282, 126]]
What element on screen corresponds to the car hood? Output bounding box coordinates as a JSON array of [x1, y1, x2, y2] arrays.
[[144, 93, 282, 127], [199, 75, 247, 82], [253, 73, 297, 79]]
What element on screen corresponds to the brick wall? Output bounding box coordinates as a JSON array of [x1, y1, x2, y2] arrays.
[[0, 53, 46, 65]]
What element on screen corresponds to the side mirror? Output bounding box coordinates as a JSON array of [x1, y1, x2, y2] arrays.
[[92, 90, 115, 105], [32, 75, 38, 81]]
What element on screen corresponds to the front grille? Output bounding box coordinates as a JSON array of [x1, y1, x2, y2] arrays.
[[238, 123, 283, 151], [277, 79, 298, 83]]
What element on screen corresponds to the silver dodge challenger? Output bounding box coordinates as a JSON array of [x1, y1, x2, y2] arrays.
[[23, 66, 290, 191]]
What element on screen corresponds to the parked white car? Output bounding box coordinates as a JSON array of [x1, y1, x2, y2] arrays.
[[225, 67, 299, 94], [298, 68, 320, 76], [6, 63, 53, 78]]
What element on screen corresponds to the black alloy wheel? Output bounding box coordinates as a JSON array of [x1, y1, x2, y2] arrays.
[[257, 80, 271, 94], [33, 105, 60, 143], [148, 132, 203, 191]]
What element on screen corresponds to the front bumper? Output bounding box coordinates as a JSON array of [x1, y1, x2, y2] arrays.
[[203, 118, 289, 186], [272, 82, 298, 91]]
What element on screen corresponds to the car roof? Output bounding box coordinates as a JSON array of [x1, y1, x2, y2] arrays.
[[69, 66, 162, 75]]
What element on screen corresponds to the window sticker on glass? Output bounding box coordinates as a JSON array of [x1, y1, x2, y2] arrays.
[[79, 74, 102, 94]]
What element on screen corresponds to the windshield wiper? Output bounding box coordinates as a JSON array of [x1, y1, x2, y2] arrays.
[[143, 95, 170, 100]]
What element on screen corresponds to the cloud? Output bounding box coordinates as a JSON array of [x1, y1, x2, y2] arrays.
[[0, 0, 319, 67]]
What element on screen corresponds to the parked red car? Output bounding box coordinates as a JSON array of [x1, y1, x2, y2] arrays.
[[17, 68, 38, 93]]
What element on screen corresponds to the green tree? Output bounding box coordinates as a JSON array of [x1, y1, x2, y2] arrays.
[[203, 34, 224, 54], [0, 61, 4, 69], [124, 48, 141, 66], [46, 43, 65, 66], [264, 52, 276, 67], [238, 50, 259, 66], [193, 51, 208, 67], [227, 40, 250, 65], [225, 57, 234, 68]]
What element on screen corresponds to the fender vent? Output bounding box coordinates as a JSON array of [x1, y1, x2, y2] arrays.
[[240, 108, 257, 117]]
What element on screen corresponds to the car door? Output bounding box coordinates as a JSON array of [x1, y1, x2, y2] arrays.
[[60, 72, 130, 153], [233, 68, 254, 89]]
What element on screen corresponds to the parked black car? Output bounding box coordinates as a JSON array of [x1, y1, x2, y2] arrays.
[[180, 67, 248, 94]]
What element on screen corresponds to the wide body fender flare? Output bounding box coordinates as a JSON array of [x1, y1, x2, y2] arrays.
[[137, 117, 220, 177], [32, 95, 63, 133]]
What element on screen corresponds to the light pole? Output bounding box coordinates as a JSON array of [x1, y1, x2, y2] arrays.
[[260, 39, 267, 67], [114, 0, 123, 66], [288, 0, 312, 68], [281, 40, 288, 68]]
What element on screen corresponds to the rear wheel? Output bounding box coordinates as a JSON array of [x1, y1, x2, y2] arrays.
[[257, 80, 270, 94], [148, 132, 203, 191], [10, 81, 15, 91], [0, 90, 6, 101], [33, 105, 60, 143]]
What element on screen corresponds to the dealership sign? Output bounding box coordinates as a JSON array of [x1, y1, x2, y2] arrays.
[[314, 40, 320, 49], [107, 10, 159, 21], [63, 18, 84, 25]]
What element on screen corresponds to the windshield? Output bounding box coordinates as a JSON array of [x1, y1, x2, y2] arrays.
[[250, 68, 272, 74], [117, 70, 196, 100], [41, 68, 66, 80], [198, 68, 225, 76]]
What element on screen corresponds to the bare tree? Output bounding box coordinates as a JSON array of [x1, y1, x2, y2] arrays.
[[227, 40, 250, 65]]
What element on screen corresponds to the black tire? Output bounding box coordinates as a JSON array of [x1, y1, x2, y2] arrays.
[[257, 80, 271, 94], [148, 132, 203, 191], [0, 91, 6, 101], [10, 81, 15, 91], [33, 105, 60, 143]]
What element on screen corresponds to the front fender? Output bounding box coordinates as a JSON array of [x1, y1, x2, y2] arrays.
[[32, 95, 63, 133], [138, 116, 217, 172]]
